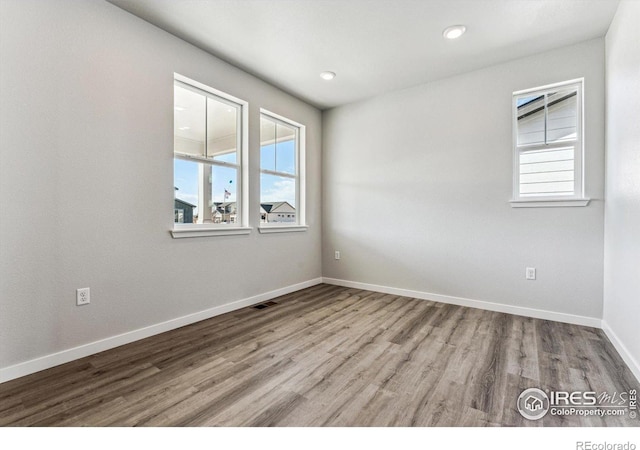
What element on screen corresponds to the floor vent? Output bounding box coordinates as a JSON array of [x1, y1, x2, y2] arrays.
[[253, 301, 278, 310]]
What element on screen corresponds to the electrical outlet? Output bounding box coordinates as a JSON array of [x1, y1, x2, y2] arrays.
[[335, 250, 341, 260], [76, 287, 90, 306], [526, 267, 536, 280]]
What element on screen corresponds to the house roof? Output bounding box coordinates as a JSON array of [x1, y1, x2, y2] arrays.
[[211, 201, 296, 213], [174, 198, 196, 208], [261, 203, 275, 213], [213, 201, 237, 213], [261, 201, 294, 213]]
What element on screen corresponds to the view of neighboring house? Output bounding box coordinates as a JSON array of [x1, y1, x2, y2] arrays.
[[213, 201, 238, 224], [174, 198, 196, 224], [260, 202, 296, 223], [174, 200, 296, 224]]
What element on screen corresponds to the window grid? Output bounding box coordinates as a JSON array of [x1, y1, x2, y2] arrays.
[[173, 76, 246, 228], [512, 79, 584, 202], [259, 111, 304, 226]]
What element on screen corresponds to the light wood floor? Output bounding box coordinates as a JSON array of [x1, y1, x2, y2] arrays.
[[1, 284, 638, 426]]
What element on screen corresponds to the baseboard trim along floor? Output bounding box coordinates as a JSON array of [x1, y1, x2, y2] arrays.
[[322, 277, 639, 384], [602, 320, 640, 384], [0, 278, 324, 383], [3, 277, 638, 386], [1, 284, 637, 426], [322, 277, 602, 328]]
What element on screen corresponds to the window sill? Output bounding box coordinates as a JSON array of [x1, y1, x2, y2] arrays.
[[510, 198, 591, 208], [258, 225, 308, 234], [171, 226, 252, 239]]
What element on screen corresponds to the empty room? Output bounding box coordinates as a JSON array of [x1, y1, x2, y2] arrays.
[[1, 0, 639, 443]]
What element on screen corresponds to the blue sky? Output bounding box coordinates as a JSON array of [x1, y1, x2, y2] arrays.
[[174, 140, 296, 215]]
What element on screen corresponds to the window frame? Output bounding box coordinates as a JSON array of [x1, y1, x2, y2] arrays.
[[171, 74, 250, 238], [510, 78, 590, 208], [258, 109, 307, 233]]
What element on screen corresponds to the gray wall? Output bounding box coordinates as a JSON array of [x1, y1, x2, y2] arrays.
[[0, 0, 321, 369], [604, 1, 640, 371], [323, 39, 605, 319]]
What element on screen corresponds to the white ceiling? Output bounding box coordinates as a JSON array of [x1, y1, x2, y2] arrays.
[[107, 0, 620, 110]]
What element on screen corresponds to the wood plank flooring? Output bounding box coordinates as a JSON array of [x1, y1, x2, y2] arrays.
[[1, 284, 638, 426]]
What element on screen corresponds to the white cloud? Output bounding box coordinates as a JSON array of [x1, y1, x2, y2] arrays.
[[262, 178, 295, 205]]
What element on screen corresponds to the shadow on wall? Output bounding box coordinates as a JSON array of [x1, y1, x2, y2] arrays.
[[323, 174, 601, 313]]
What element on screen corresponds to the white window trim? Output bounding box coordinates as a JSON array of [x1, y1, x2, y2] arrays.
[[258, 108, 306, 232], [172, 73, 250, 237], [258, 225, 308, 234], [509, 199, 590, 208], [511, 78, 590, 208], [171, 224, 252, 239]]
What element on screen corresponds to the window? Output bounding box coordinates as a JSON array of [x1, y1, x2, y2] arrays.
[[511, 79, 589, 207], [259, 110, 306, 232], [172, 75, 249, 237]]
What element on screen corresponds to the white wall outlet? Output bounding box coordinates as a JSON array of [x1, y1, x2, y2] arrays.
[[525, 267, 536, 280], [76, 287, 90, 306], [335, 250, 341, 260]]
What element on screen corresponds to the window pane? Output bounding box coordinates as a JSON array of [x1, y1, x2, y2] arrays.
[[260, 113, 302, 225], [520, 170, 574, 184], [520, 148, 574, 164], [260, 173, 296, 223], [260, 117, 276, 171], [516, 94, 544, 146], [211, 165, 238, 203], [275, 123, 296, 175], [174, 78, 246, 227], [174, 158, 199, 224], [207, 97, 238, 164], [520, 181, 574, 196], [519, 146, 575, 197], [546, 89, 577, 143], [513, 81, 582, 201], [174, 85, 205, 157], [173, 158, 238, 224], [520, 159, 574, 174], [211, 165, 238, 224]]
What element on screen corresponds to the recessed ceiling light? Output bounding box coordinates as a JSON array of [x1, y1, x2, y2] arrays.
[[442, 25, 466, 39], [178, 126, 191, 131], [320, 71, 336, 81]]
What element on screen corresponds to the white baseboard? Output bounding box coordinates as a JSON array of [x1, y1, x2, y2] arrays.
[[602, 320, 640, 384], [0, 278, 323, 383], [6, 277, 635, 386], [322, 277, 602, 328], [325, 278, 640, 383]]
